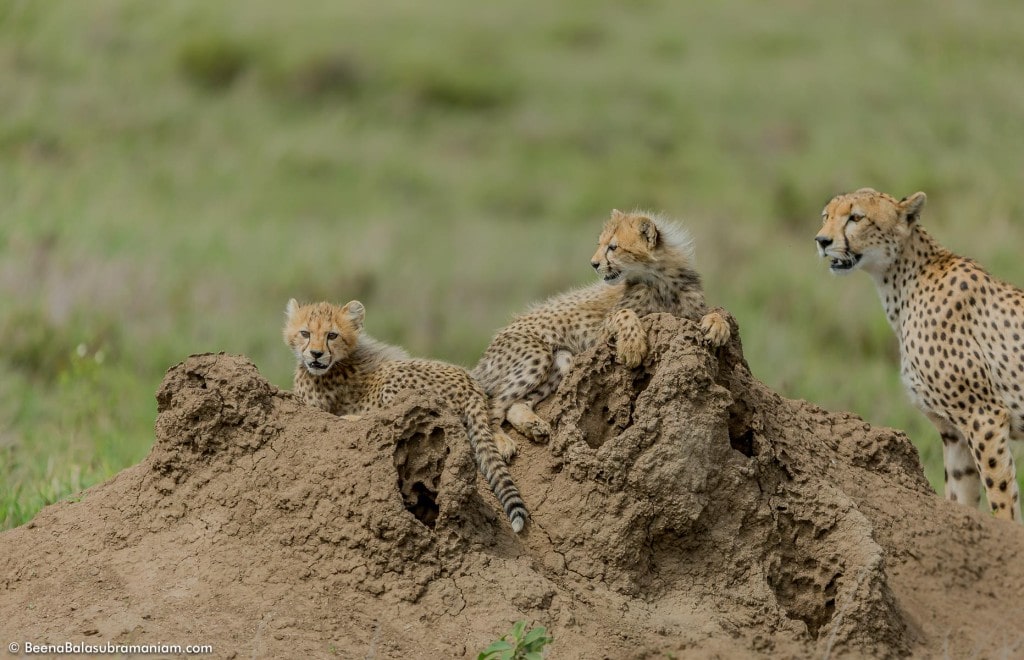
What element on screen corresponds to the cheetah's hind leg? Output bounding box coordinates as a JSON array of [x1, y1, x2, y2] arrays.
[[478, 333, 564, 443], [506, 403, 552, 443], [492, 427, 518, 462], [506, 349, 572, 443]]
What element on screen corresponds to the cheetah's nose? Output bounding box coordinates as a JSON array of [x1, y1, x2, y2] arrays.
[[590, 261, 600, 270], [815, 236, 833, 249], [310, 350, 324, 359]]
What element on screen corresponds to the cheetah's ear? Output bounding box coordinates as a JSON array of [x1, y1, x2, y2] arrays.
[[898, 191, 927, 224], [285, 298, 299, 320], [637, 216, 658, 248], [341, 300, 365, 329]]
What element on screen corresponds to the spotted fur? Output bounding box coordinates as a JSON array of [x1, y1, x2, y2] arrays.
[[284, 299, 528, 533], [472, 209, 730, 445], [817, 188, 1022, 522]]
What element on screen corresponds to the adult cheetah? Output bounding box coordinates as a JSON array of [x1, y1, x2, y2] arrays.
[[816, 188, 1022, 521], [472, 209, 731, 450], [284, 298, 528, 533]]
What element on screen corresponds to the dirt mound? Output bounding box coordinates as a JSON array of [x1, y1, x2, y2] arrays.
[[3, 314, 1024, 658]]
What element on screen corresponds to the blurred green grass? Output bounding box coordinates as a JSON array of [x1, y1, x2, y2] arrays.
[[3, 0, 1024, 527]]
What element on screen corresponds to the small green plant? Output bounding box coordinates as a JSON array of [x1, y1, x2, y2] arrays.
[[177, 33, 250, 90], [478, 621, 553, 660]]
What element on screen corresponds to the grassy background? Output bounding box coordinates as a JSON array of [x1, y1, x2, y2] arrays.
[[3, 0, 1024, 527]]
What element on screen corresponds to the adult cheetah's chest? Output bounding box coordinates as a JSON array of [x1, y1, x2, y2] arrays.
[[894, 296, 1024, 439]]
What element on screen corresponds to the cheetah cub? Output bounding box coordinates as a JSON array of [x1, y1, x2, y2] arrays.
[[817, 188, 1022, 521], [284, 299, 528, 533], [473, 209, 730, 448]]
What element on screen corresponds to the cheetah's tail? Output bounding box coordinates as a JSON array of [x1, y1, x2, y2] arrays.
[[463, 399, 529, 533]]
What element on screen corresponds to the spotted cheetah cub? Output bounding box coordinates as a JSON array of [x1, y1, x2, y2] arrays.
[[284, 299, 528, 532], [472, 209, 731, 448], [817, 188, 1022, 521]]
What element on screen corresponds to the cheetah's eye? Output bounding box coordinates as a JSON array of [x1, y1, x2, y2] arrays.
[[327, 332, 339, 341], [300, 330, 310, 339], [848, 213, 862, 223], [607, 244, 617, 251]]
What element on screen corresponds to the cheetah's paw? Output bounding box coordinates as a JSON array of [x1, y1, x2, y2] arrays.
[[520, 417, 552, 443], [507, 403, 552, 443], [615, 335, 648, 368], [699, 312, 730, 348], [493, 429, 518, 462]]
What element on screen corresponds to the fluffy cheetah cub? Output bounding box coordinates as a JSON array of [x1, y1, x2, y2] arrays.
[[284, 299, 528, 532], [473, 209, 730, 447], [817, 188, 1022, 521]]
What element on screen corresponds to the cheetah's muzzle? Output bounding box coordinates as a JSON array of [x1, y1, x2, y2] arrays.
[[829, 253, 862, 273], [306, 360, 329, 373]]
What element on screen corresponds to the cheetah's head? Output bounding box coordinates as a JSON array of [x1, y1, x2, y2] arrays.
[[283, 299, 363, 376], [591, 209, 694, 284], [816, 188, 927, 276]]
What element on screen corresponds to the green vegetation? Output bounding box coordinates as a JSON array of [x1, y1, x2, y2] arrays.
[[478, 621, 553, 660], [2, 0, 1023, 527], [177, 33, 252, 91]]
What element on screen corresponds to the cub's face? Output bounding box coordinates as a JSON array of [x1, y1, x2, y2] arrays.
[[591, 210, 662, 284], [283, 299, 364, 376], [816, 188, 926, 276]]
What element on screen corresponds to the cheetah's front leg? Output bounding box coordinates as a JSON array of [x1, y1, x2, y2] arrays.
[[928, 414, 981, 509], [605, 308, 647, 368], [959, 408, 1021, 521]]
